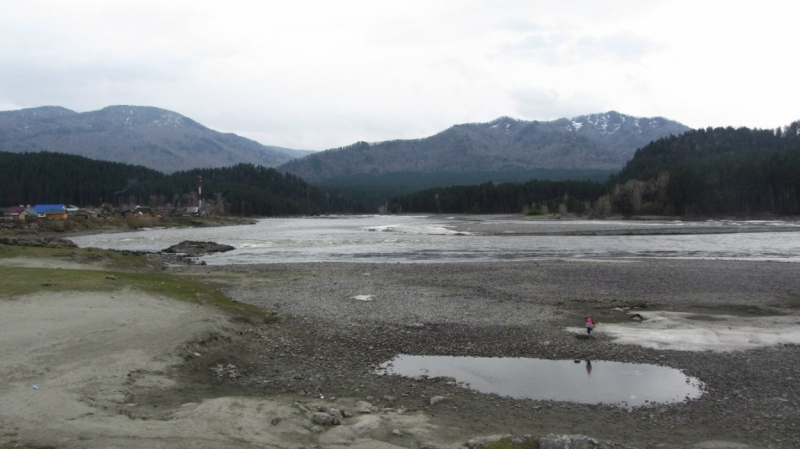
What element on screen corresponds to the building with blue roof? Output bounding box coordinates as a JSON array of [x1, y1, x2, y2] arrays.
[[32, 204, 67, 219]]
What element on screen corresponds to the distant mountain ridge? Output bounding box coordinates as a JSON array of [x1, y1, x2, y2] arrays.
[[278, 111, 690, 182], [555, 111, 689, 155], [0, 105, 312, 173]]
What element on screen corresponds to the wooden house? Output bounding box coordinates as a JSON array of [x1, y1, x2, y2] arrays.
[[1, 206, 28, 221], [33, 204, 68, 220]]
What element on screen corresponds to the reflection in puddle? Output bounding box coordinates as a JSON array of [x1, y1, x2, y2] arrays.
[[377, 355, 704, 408]]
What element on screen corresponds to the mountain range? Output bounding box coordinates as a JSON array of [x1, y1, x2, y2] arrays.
[[0, 106, 689, 179], [0, 106, 313, 173], [278, 112, 690, 182]]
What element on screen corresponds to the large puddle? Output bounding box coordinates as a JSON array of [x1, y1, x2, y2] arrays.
[[377, 355, 704, 408]]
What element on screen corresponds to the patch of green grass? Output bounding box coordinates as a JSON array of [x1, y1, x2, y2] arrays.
[[0, 245, 151, 270], [183, 269, 309, 287], [0, 265, 272, 322]]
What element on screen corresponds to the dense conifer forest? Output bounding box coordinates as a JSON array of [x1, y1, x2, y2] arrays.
[[386, 180, 606, 215], [3, 121, 799, 217], [389, 122, 800, 216], [314, 169, 613, 210], [0, 152, 362, 215], [610, 122, 800, 215]]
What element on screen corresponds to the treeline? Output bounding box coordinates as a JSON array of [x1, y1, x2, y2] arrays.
[[609, 122, 800, 215], [315, 169, 614, 209], [387, 179, 607, 214], [5, 121, 799, 217], [0, 152, 163, 206], [389, 122, 800, 216], [0, 152, 362, 215]]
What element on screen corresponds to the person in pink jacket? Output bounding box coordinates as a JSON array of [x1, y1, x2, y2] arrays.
[[585, 316, 596, 335]]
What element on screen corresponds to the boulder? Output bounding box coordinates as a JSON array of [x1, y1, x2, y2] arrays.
[[355, 400, 374, 413], [162, 240, 234, 256], [311, 412, 333, 426]]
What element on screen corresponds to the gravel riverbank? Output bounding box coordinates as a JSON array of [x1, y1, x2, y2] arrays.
[[184, 258, 800, 448], [6, 218, 800, 448]]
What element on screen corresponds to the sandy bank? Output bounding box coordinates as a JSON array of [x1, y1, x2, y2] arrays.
[[0, 289, 479, 449]]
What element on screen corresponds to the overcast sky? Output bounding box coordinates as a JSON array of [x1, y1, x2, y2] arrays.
[[1, 1, 797, 150]]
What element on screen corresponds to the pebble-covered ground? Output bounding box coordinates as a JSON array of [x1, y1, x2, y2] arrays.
[[188, 258, 800, 448]]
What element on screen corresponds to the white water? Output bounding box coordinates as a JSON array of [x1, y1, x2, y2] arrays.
[[70, 216, 800, 265]]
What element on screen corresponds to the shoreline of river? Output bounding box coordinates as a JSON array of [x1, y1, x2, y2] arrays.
[[200, 258, 800, 448], [3, 218, 800, 448]]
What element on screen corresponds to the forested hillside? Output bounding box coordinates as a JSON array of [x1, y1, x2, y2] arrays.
[[609, 123, 800, 215], [388, 180, 606, 215], [0, 152, 163, 206], [0, 152, 361, 215], [389, 122, 800, 216], [5, 122, 798, 218], [315, 168, 613, 210], [279, 113, 688, 182]]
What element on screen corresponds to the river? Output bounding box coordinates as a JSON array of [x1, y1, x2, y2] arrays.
[[68, 215, 800, 265]]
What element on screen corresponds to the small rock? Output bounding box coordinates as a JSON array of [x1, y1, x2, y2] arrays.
[[311, 412, 333, 426], [293, 402, 310, 413], [327, 408, 343, 420], [430, 396, 446, 406], [271, 416, 285, 425], [355, 401, 374, 413], [392, 429, 403, 437]]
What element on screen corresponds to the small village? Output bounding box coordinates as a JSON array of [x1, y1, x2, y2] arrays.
[[0, 204, 205, 222], [0, 203, 214, 235]]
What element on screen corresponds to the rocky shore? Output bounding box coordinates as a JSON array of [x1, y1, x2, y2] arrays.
[[201, 258, 800, 448], [0, 235, 77, 247], [3, 226, 799, 448]]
